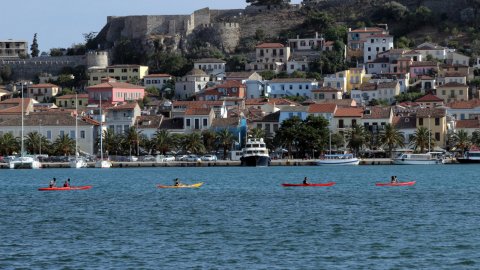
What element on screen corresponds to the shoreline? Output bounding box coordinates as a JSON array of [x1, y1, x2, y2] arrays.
[[0, 158, 460, 168]]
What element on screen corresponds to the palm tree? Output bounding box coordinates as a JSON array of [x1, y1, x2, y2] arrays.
[[346, 124, 368, 156], [472, 130, 480, 146], [102, 128, 121, 156], [182, 132, 205, 154], [216, 128, 234, 160], [123, 126, 142, 156], [153, 129, 173, 155], [24, 131, 50, 155], [0, 133, 20, 155], [410, 126, 435, 153], [249, 127, 266, 139], [52, 134, 75, 156], [453, 129, 471, 155], [202, 130, 217, 153], [379, 124, 405, 158]]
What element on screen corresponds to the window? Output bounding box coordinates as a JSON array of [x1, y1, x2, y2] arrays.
[[70, 130, 75, 139], [203, 119, 208, 126], [186, 119, 191, 127], [80, 130, 85, 139], [435, 132, 440, 141], [435, 118, 440, 126], [121, 68, 127, 72], [368, 47, 371, 52], [419, 118, 423, 126], [47, 130, 52, 139], [60, 131, 65, 137]]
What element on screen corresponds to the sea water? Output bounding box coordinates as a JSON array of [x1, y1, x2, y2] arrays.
[[0, 165, 479, 269]]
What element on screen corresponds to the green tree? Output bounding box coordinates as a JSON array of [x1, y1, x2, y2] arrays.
[[123, 126, 142, 156], [379, 124, 405, 157], [249, 127, 266, 139], [152, 129, 173, 155], [31, 33, 39, 58], [83, 31, 98, 51], [246, 0, 290, 6], [50, 48, 65, 57], [346, 124, 368, 156], [410, 126, 435, 153], [52, 134, 75, 156], [216, 128, 235, 160], [0, 133, 20, 155], [202, 130, 217, 153], [25, 131, 50, 155], [182, 132, 205, 154], [102, 129, 121, 156], [453, 129, 471, 155], [0, 65, 12, 83], [275, 116, 303, 158], [472, 130, 480, 146]]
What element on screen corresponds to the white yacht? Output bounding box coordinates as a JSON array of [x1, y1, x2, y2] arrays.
[[393, 152, 444, 165], [240, 138, 270, 167]]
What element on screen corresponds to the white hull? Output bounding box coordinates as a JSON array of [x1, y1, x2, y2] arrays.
[[393, 159, 442, 165], [9, 157, 41, 169], [316, 158, 360, 165], [69, 158, 88, 168], [95, 160, 112, 168]]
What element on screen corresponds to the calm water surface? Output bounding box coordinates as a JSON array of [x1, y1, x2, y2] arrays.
[[1, 165, 479, 269]]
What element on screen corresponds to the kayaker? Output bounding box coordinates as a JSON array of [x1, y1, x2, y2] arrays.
[[49, 178, 56, 188], [394, 176, 399, 183], [63, 179, 70, 187], [303, 177, 309, 185], [174, 178, 181, 186], [391, 176, 395, 183]]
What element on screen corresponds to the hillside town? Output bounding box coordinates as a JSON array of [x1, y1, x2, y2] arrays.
[[1, 2, 480, 162]]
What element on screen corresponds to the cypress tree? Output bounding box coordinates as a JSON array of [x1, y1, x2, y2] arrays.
[[31, 33, 39, 58]]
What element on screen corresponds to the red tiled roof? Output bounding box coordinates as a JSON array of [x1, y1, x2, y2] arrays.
[[87, 82, 144, 89], [56, 94, 89, 99], [416, 108, 446, 118], [447, 99, 480, 109], [334, 107, 363, 117], [456, 119, 480, 129], [415, 94, 443, 102], [444, 72, 467, 77], [245, 98, 298, 106], [312, 86, 341, 93], [363, 107, 392, 119], [256, 43, 285, 48], [215, 80, 244, 88], [105, 102, 138, 111], [308, 103, 336, 113], [410, 61, 438, 67], [419, 75, 434, 80], [29, 83, 59, 88], [173, 100, 224, 108], [185, 108, 212, 116]]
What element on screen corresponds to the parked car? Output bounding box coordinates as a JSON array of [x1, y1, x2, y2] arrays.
[[142, 155, 156, 162], [162, 155, 175, 162], [201, 155, 218, 161], [175, 155, 188, 161], [185, 155, 201, 162]]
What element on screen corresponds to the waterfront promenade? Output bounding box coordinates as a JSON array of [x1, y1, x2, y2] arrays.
[[0, 158, 400, 168]]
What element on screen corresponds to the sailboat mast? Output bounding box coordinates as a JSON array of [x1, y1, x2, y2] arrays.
[[21, 83, 24, 157], [99, 94, 103, 161], [75, 94, 78, 156]]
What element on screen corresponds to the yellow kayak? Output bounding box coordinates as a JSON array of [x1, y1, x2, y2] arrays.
[[157, 182, 204, 189]]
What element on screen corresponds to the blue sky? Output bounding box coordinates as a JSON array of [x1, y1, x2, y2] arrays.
[[1, 0, 301, 53]]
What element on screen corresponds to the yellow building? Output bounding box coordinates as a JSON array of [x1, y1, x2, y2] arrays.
[[88, 65, 149, 86], [416, 108, 447, 148], [436, 82, 469, 103], [346, 67, 367, 91], [55, 93, 89, 109]]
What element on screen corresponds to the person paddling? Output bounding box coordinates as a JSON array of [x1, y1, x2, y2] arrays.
[[49, 178, 56, 188], [174, 178, 181, 187], [303, 177, 309, 185], [63, 178, 71, 187]]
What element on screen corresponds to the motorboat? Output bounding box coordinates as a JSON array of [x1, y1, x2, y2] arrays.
[[9, 156, 41, 169], [69, 156, 88, 168], [457, 146, 480, 164], [393, 152, 444, 165], [316, 154, 360, 165], [240, 138, 270, 167]]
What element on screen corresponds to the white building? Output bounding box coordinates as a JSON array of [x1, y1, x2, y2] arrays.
[[286, 58, 310, 74], [268, 78, 319, 98], [194, 58, 226, 80], [415, 42, 447, 60], [288, 32, 325, 51], [363, 34, 394, 63], [246, 43, 291, 73], [143, 74, 173, 91], [245, 80, 267, 99], [351, 81, 400, 105], [323, 71, 348, 92], [366, 58, 391, 74], [174, 69, 210, 100], [447, 52, 470, 66]]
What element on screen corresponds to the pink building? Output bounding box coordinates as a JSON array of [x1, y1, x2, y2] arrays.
[[87, 78, 145, 105]]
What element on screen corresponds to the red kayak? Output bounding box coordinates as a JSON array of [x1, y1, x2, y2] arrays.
[[282, 182, 336, 187], [38, 186, 92, 191], [375, 181, 416, 187]]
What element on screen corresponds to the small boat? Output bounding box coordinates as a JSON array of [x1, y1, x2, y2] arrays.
[[157, 182, 204, 189], [457, 146, 480, 164], [316, 154, 359, 165], [240, 138, 270, 167], [393, 152, 443, 165], [38, 185, 92, 191], [282, 182, 336, 187], [375, 181, 416, 187]]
